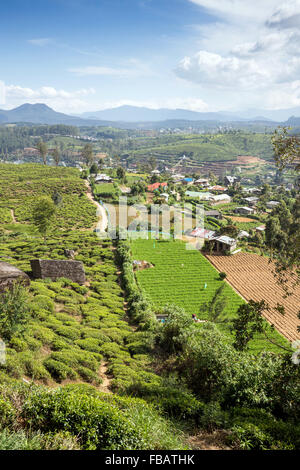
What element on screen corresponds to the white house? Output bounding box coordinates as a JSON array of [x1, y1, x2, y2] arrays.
[[210, 194, 231, 204], [95, 174, 112, 183]]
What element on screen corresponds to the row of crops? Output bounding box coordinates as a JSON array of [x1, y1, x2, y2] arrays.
[[0, 164, 97, 230], [130, 238, 288, 353], [131, 239, 243, 318]]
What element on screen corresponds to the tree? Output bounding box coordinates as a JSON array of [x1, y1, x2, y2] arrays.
[[36, 140, 48, 165], [32, 196, 56, 240], [232, 300, 267, 351], [116, 166, 126, 181], [232, 300, 291, 352], [81, 143, 94, 166], [90, 162, 98, 175], [51, 147, 60, 166], [220, 224, 239, 238], [0, 283, 29, 341]]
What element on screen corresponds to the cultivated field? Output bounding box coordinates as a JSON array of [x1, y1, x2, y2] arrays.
[[206, 253, 300, 342], [131, 239, 289, 353]]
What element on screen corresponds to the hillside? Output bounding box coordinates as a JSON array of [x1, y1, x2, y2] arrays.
[[0, 164, 299, 451]]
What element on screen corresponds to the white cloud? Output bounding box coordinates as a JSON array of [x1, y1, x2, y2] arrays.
[[69, 66, 135, 77], [265, 81, 300, 109], [188, 0, 280, 22], [266, 0, 300, 28], [28, 38, 53, 46], [176, 1, 300, 109], [176, 51, 272, 89], [0, 81, 5, 105], [3, 85, 96, 112], [69, 59, 152, 78]]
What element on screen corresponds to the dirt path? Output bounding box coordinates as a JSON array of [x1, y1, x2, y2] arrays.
[[99, 362, 112, 393], [85, 181, 108, 233], [10, 209, 16, 223], [188, 431, 231, 450]]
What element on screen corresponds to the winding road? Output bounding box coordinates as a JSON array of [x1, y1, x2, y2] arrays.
[[85, 182, 108, 234]]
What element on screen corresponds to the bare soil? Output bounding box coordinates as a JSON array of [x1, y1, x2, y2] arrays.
[[206, 252, 300, 342]]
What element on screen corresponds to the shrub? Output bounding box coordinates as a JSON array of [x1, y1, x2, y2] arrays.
[[43, 359, 78, 382], [23, 389, 144, 450], [0, 398, 16, 426], [75, 338, 102, 353], [0, 283, 30, 341]]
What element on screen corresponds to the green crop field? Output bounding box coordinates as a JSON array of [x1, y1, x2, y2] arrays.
[[130, 238, 289, 353], [131, 239, 242, 317]]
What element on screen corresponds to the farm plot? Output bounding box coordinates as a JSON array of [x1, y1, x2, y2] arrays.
[[206, 253, 300, 342], [131, 239, 289, 353], [131, 239, 243, 319]]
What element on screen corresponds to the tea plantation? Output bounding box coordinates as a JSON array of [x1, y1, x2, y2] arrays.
[[0, 164, 298, 451]]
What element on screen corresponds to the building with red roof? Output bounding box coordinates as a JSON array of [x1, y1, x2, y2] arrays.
[[147, 182, 168, 192]]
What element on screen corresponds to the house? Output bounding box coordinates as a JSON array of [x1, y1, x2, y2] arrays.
[[195, 178, 210, 187], [210, 194, 231, 204], [256, 225, 266, 233], [266, 201, 280, 209], [205, 210, 223, 220], [244, 187, 261, 195], [243, 196, 259, 207], [209, 235, 237, 253], [151, 169, 161, 175], [186, 191, 213, 200], [225, 176, 237, 186], [234, 206, 255, 216], [182, 177, 194, 185], [160, 193, 169, 202], [147, 182, 168, 192], [190, 228, 216, 240], [209, 185, 227, 192], [237, 230, 250, 239], [172, 174, 185, 183], [95, 173, 112, 183]]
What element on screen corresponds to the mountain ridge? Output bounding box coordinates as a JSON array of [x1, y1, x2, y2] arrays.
[[0, 103, 298, 128]]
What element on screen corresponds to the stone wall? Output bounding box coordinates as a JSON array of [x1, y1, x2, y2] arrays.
[[0, 262, 30, 293], [30, 259, 86, 285]]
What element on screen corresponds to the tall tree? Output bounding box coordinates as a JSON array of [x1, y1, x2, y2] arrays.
[[267, 127, 300, 286], [36, 140, 48, 165], [51, 147, 60, 166], [81, 143, 94, 166], [32, 196, 56, 240]]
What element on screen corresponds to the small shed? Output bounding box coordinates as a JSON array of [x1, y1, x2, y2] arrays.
[[234, 206, 255, 215], [209, 235, 237, 253], [205, 210, 223, 220]]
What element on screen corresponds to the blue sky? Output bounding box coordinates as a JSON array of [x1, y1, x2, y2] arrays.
[[1, 0, 300, 113]]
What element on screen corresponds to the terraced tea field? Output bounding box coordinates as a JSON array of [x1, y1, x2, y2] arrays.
[[131, 239, 289, 352]]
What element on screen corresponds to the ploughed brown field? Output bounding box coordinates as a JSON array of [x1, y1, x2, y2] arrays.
[[206, 253, 300, 342], [230, 216, 256, 223]]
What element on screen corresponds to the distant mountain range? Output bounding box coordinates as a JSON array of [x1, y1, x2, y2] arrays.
[[79, 105, 274, 123], [0, 104, 108, 126], [1, 103, 300, 128]]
